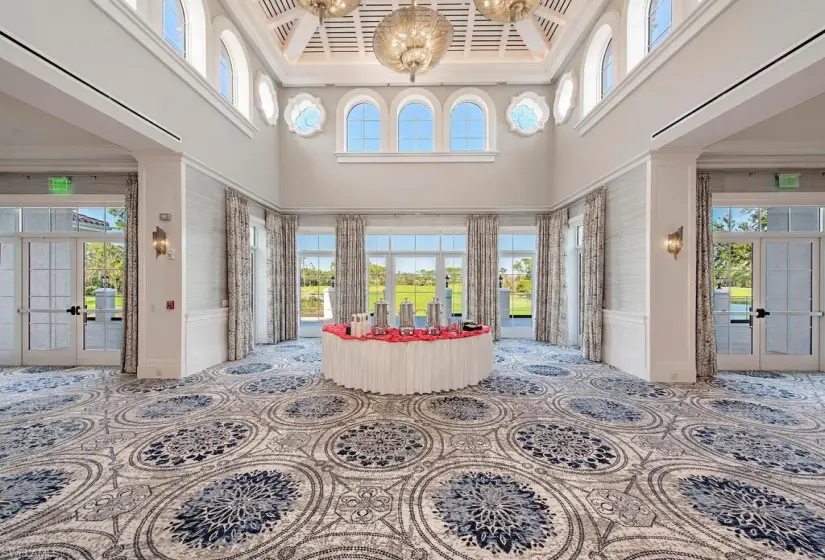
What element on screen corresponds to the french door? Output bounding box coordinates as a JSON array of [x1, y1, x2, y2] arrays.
[[368, 254, 464, 327], [714, 237, 821, 370], [19, 237, 124, 366]]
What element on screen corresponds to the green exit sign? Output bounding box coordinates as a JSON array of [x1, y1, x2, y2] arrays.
[[776, 173, 800, 190], [48, 176, 72, 194]]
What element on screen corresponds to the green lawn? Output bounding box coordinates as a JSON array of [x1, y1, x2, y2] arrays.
[[300, 285, 532, 318]]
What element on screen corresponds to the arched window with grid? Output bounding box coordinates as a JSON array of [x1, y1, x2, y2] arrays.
[[449, 101, 486, 151], [398, 102, 434, 152], [347, 102, 381, 153]]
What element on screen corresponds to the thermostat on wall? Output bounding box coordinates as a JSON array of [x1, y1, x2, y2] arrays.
[[159, 213, 172, 221]]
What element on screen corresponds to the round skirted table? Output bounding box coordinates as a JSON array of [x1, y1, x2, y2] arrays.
[[321, 324, 493, 395]]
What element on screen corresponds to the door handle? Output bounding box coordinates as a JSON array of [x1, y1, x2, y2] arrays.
[[65, 305, 79, 316], [755, 308, 770, 319]]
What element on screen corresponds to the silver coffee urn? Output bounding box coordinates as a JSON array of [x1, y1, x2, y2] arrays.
[[426, 297, 443, 335], [372, 297, 390, 335], [398, 298, 416, 336]]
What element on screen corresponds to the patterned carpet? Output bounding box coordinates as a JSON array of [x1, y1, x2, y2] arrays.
[[1, 340, 825, 560]]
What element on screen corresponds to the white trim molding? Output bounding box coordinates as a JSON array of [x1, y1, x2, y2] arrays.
[[335, 152, 498, 164], [552, 76, 576, 125], [442, 88, 498, 152], [0, 145, 137, 173], [186, 308, 228, 375], [285, 93, 326, 137], [576, 0, 736, 136], [213, 15, 252, 120], [508, 91, 551, 135], [602, 309, 648, 379], [581, 11, 621, 116], [255, 72, 279, 126], [336, 88, 390, 153], [91, 0, 258, 138], [389, 88, 444, 152]]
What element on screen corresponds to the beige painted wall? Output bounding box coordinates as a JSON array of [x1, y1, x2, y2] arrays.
[[278, 85, 553, 212]]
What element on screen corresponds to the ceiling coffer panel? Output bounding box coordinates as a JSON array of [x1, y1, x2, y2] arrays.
[[259, 0, 572, 58]]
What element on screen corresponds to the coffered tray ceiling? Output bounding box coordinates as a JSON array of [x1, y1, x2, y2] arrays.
[[229, 0, 603, 86]]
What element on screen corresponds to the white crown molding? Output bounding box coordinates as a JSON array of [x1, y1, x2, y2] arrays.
[[699, 140, 825, 169], [281, 204, 552, 215], [548, 150, 651, 211], [90, 0, 258, 138], [698, 154, 825, 170], [182, 154, 281, 211], [574, 0, 736, 136], [335, 152, 498, 164], [0, 145, 137, 172]]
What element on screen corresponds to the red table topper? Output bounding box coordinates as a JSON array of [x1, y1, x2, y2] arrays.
[[322, 323, 490, 342]]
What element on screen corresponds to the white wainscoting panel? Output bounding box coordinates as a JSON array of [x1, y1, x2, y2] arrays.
[[602, 310, 648, 380], [186, 309, 228, 375]]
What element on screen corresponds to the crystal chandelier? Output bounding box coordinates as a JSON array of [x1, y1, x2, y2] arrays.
[[474, 0, 539, 22], [296, 0, 360, 25], [373, 0, 453, 83]]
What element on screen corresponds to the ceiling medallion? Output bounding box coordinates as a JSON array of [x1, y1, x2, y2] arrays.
[[373, 0, 453, 83], [296, 0, 360, 24], [474, 0, 539, 22]]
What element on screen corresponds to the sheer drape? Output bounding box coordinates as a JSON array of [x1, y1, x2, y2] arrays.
[[334, 215, 367, 322], [467, 214, 500, 340], [535, 209, 568, 345], [266, 211, 298, 342], [120, 173, 138, 374], [226, 188, 253, 360], [696, 173, 718, 379], [581, 187, 606, 361]]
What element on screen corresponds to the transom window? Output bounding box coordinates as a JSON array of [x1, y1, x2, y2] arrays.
[[450, 102, 486, 151], [347, 103, 381, 153], [600, 39, 614, 98], [712, 206, 825, 233], [398, 102, 434, 152], [162, 0, 186, 56], [647, 0, 672, 52], [0, 207, 126, 234], [219, 40, 234, 103]]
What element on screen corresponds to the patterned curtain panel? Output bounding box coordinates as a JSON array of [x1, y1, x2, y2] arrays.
[[120, 173, 138, 374], [696, 173, 718, 379], [266, 211, 298, 342], [226, 188, 253, 360], [467, 214, 500, 340], [535, 209, 568, 345], [333, 215, 367, 323], [581, 187, 606, 361]]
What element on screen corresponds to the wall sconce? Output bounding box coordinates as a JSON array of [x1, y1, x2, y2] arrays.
[[667, 226, 683, 259], [152, 226, 167, 258]]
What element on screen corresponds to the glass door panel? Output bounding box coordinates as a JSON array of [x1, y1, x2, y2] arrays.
[[394, 255, 436, 327], [444, 256, 463, 320], [500, 254, 534, 333], [22, 240, 76, 365], [299, 254, 334, 333], [368, 255, 388, 316], [761, 239, 819, 370], [78, 240, 124, 365], [0, 239, 19, 364], [713, 242, 758, 370]]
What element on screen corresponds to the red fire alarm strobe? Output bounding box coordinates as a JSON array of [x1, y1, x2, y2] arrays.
[[166, 300, 175, 310]]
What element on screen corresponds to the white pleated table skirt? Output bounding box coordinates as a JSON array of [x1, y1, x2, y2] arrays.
[[321, 331, 494, 395]]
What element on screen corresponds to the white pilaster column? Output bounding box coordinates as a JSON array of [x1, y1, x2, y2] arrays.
[[646, 152, 699, 382], [136, 154, 187, 379]]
